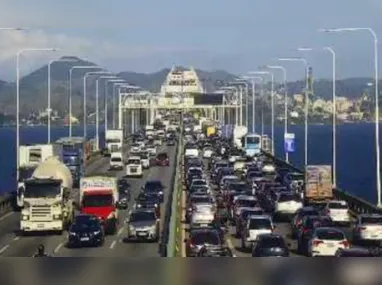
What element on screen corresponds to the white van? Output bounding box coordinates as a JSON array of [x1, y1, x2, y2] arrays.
[[110, 152, 124, 170], [125, 156, 143, 178]]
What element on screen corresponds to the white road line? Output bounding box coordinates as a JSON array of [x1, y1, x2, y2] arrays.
[[0, 211, 13, 222], [0, 245, 9, 255], [110, 240, 117, 249], [13, 236, 20, 241], [117, 227, 124, 236], [54, 243, 64, 253]]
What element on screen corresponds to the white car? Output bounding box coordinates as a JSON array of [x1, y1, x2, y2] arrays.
[[241, 215, 274, 249], [185, 148, 199, 157], [109, 152, 124, 170], [125, 156, 143, 178], [324, 200, 351, 225], [130, 143, 142, 153], [308, 227, 350, 257], [274, 192, 303, 216], [353, 214, 382, 243], [202, 147, 214, 158], [139, 151, 150, 169], [154, 138, 162, 146], [146, 145, 157, 156], [190, 204, 215, 228]]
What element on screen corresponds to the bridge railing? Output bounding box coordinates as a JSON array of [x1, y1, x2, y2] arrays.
[[267, 152, 382, 216]]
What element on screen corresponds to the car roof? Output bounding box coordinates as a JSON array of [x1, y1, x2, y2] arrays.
[[128, 156, 141, 160], [248, 215, 271, 220], [239, 207, 263, 213], [236, 195, 256, 201]]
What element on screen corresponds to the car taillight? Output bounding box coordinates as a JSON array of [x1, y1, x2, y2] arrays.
[[340, 241, 350, 248], [313, 240, 323, 247], [303, 228, 310, 234], [296, 219, 302, 226], [189, 242, 195, 248]]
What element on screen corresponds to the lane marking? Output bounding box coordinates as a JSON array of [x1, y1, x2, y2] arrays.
[[54, 242, 64, 253], [110, 240, 117, 249], [117, 227, 124, 236], [0, 244, 9, 255], [13, 236, 20, 241], [0, 211, 14, 222]]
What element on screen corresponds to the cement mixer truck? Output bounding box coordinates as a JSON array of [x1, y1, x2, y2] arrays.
[[233, 126, 248, 149], [20, 156, 74, 234]]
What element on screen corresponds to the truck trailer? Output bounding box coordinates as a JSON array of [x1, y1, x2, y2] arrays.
[[105, 130, 123, 156], [20, 156, 74, 234]]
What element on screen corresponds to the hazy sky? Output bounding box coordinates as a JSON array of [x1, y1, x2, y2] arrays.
[[0, 0, 381, 81]]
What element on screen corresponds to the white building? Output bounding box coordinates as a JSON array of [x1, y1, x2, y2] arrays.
[[160, 66, 204, 95]]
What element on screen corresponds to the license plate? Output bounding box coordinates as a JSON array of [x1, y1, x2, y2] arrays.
[[137, 232, 147, 237], [200, 224, 208, 227], [37, 224, 44, 228], [327, 243, 334, 247], [131, 169, 136, 172], [80, 237, 90, 241]]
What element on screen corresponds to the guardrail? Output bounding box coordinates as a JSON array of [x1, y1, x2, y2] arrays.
[[268, 153, 382, 216], [0, 150, 105, 218], [165, 132, 183, 257]]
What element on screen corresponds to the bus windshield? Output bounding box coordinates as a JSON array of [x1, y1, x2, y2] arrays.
[[246, 136, 260, 144]]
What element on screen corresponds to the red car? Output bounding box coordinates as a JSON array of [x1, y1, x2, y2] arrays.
[[156, 152, 169, 166]]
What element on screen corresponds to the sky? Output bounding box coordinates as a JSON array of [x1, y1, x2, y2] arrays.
[[0, 0, 382, 81]]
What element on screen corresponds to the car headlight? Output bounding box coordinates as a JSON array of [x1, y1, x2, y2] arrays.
[[69, 232, 77, 236], [129, 225, 135, 231], [93, 230, 101, 235], [54, 214, 62, 220], [159, 191, 163, 195], [22, 215, 29, 221]]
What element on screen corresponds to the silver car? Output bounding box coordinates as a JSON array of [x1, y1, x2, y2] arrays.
[[125, 209, 159, 242]]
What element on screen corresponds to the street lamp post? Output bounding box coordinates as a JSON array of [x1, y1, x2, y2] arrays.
[[298, 47, 337, 187], [69, 66, 101, 137], [235, 79, 250, 127], [83, 71, 112, 138], [319, 27, 380, 205], [95, 76, 118, 150], [265, 65, 288, 162], [16, 48, 58, 181], [278, 57, 309, 168], [249, 71, 275, 155], [242, 76, 264, 134], [47, 57, 80, 143], [105, 79, 125, 133]]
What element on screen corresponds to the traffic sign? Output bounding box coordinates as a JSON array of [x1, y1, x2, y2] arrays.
[[284, 133, 295, 153]]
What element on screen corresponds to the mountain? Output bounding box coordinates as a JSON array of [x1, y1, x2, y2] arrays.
[[0, 56, 378, 118]]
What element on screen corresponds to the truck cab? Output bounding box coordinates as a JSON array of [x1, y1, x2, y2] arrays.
[[110, 152, 124, 170], [125, 156, 143, 178]]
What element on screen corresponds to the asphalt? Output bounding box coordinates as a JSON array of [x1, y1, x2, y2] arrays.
[[0, 142, 178, 257]]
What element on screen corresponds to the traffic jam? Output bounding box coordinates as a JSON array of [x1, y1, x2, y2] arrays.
[[182, 115, 382, 257], [66, 116, 178, 249]]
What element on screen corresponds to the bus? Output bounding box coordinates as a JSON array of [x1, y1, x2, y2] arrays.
[[244, 133, 262, 157]]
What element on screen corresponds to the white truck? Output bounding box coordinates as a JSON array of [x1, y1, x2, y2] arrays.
[[17, 144, 63, 208], [145, 125, 155, 139], [105, 129, 123, 155], [125, 156, 143, 178], [80, 176, 120, 234], [20, 156, 74, 234]]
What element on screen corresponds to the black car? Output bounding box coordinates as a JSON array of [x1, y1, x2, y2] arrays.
[[166, 138, 176, 146], [67, 214, 105, 248], [252, 233, 290, 257], [135, 192, 161, 218], [143, 180, 165, 203]]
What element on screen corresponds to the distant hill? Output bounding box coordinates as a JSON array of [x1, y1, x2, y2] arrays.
[[0, 56, 378, 117]]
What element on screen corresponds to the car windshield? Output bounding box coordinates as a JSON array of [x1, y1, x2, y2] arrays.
[[249, 219, 271, 229], [278, 193, 301, 202], [316, 230, 345, 240], [191, 196, 212, 204], [145, 181, 163, 191], [260, 237, 286, 248], [139, 153, 149, 159], [230, 183, 250, 192], [248, 172, 262, 179], [127, 159, 140, 164], [298, 210, 319, 218], [130, 211, 156, 222], [192, 180, 207, 186], [111, 157, 122, 162], [361, 216, 382, 224], [328, 202, 348, 209], [72, 217, 100, 231], [237, 199, 257, 208], [157, 153, 168, 159], [290, 173, 304, 180], [242, 210, 263, 219], [191, 232, 220, 245], [82, 194, 113, 207], [306, 217, 333, 228]]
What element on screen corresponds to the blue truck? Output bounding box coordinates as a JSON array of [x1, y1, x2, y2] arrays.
[[55, 137, 87, 188]]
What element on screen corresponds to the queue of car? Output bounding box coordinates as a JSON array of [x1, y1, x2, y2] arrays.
[[181, 119, 382, 257]]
